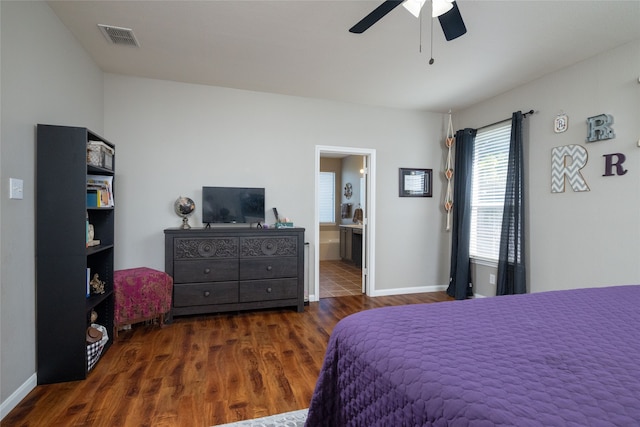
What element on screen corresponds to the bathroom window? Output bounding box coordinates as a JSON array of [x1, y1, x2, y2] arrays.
[[319, 172, 336, 224]]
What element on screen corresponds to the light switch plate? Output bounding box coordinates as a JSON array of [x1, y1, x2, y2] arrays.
[[9, 178, 24, 200]]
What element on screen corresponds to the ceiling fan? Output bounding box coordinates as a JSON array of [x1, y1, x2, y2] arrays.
[[349, 0, 467, 41]]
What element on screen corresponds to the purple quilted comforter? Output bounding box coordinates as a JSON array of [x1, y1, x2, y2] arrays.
[[306, 285, 640, 426]]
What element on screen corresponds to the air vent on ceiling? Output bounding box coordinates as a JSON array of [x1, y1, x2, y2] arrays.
[[98, 24, 140, 47]]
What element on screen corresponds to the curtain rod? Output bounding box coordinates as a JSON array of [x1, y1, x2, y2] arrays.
[[477, 109, 535, 131]]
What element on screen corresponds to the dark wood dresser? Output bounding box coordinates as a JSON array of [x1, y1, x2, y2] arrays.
[[164, 227, 305, 316]]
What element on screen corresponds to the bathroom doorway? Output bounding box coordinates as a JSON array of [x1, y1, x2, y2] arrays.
[[313, 146, 376, 301]]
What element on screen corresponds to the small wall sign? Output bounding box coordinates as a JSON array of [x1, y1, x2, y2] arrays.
[[554, 113, 568, 133]]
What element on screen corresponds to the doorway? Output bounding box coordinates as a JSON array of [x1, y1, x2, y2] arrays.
[[313, 146, 376, 302]]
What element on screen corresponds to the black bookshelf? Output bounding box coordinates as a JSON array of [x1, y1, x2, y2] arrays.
[[36, 124, 115, 384]]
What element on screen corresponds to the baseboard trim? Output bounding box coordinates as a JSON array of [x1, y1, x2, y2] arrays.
[[0, 373, 36, 421], [370, 284, 447, 297]]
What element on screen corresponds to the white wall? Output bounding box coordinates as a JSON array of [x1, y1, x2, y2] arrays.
[[103, 74, 451, 296], [455, 40, 640, 294], [0, 0, 104, 414]]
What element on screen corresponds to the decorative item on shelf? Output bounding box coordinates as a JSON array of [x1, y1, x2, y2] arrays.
[[444, 110, 455, 230], [86, 325, 103, 343], [276, 217, 294, 228], [89, 273, 106, 295], [174, 196, 195, 229], [344, 182, 353, 199], [87, 224, 100, 247], [90, 309, 98, 323]]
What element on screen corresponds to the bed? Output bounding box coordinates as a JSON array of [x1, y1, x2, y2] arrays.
[[306, 285, 640, 426]]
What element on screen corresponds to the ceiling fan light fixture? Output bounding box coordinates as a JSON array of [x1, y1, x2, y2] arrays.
[[402, 0, 426, 18], [432, 0, 453, 17]]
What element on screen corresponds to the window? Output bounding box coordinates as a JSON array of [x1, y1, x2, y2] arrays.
[[319, 171, 336, 224], [470, 122, 511, 261]]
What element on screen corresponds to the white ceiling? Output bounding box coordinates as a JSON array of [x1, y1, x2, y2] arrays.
[[48, 0, 640, 112]]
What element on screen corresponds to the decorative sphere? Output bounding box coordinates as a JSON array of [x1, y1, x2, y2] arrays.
[[174, 196, 195, 218]]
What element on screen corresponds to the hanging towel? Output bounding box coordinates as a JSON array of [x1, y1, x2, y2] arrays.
[[353, 208, 363, 224], [341, 203, 352, 219]]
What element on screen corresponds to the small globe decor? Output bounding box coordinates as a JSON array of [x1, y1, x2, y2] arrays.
[[174, 196, 195, 229]]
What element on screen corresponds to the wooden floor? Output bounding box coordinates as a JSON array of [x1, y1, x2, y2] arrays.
[[3, 292, 453, 427]]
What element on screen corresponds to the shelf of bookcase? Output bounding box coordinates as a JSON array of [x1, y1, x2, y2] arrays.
[[87, 206, 114, 211], [87, 164, 114, 175], [87, 244, 114, 256], [86, 290, 113, 312]]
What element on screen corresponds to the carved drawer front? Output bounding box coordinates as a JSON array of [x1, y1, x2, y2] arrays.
[[240, 236, 297, 258], [175, 237, 238, 260], [239, 279, 298, 302], [239, 257, 298, 280], [173, 282, 238, 307], [174, 259, 239, 283]]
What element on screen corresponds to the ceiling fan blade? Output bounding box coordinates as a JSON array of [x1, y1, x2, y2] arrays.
[[438, 1, 467, 41], [349, 0, 404, 34]]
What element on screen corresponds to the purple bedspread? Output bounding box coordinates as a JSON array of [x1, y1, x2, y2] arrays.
[[306, 285, 640, 426]]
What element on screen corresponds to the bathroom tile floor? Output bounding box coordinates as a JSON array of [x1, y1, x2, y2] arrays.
[[319, 260, 363, 298]]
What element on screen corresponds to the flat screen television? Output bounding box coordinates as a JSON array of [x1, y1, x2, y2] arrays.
[[202, 186, 265, 224]]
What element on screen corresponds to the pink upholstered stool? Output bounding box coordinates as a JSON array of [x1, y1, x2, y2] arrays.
[[113, 267, 173, 338]]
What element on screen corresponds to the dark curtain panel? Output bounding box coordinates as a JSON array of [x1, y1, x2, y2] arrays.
[[497, 111, 526, 295], [447, 128, 477, 300]]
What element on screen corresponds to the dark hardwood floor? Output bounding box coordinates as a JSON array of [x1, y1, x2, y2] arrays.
[[3, 292, 453, 427]]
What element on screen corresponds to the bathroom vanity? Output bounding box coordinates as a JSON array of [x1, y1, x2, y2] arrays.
[[340, 225, 363, 268]]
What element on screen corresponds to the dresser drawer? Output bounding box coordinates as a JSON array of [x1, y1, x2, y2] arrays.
[[174, 237, 238, 259], [239, 279, 298, 302], [173, 282, 238, 307], [174, 259, 238, 283], [240, 235, 298, 257], [239, 257, 297, 280]]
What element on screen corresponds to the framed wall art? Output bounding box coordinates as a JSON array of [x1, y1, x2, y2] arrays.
[[399, 168, 432, 197]]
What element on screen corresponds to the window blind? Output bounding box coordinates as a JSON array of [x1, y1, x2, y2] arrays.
[[319, 172, 336, 224], [470, 123, 511, 261]]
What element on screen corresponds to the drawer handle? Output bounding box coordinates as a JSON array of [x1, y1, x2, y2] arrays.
[[204, 268, 211, 274], [266, 287, 272, 293], [266, 265, 273, 271], [204, 291, 211, 297]]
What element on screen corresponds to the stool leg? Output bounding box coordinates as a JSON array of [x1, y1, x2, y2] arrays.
[[159, 313, 165, 328]]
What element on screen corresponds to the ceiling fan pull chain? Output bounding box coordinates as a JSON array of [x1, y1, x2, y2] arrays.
[[429, 4, 435, 65], [419, 9, 423, 53]]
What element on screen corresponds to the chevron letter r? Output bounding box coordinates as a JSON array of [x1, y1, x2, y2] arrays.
[[551, 145, 590, 193]]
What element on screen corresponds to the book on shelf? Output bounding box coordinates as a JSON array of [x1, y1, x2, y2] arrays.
[[86, 268, 91, 298], [86, 175, 114, 207], [86, 211, 89, 248]]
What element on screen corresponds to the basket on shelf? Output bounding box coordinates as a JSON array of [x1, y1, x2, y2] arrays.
[[87, 141, 114, 170], [86, 323, 108, 371]]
